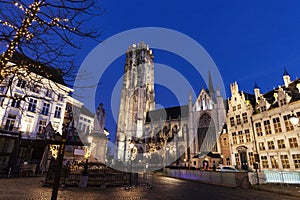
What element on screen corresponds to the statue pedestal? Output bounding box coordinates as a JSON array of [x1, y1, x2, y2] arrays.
[[90, 132, 108, 163]]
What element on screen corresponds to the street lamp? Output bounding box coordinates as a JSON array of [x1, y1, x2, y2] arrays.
[[289, 114, 299, 126]]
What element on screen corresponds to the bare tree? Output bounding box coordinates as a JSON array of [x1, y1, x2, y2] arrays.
[[0, 0, 102, 101]]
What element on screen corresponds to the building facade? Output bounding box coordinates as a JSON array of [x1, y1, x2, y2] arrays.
[[226, 69, 300, 172], [0, 61, 71, 139]]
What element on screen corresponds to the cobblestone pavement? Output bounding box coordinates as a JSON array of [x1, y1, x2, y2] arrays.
[[0, 175, 299, 200]]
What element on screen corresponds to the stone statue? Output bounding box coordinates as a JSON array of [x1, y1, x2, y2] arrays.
[[94, 103, 106, 134]]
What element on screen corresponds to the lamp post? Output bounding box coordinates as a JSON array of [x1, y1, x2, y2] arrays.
[[51, 124, 68, 200]]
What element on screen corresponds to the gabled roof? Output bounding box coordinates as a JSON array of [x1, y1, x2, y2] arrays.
[[9, 51, 66, 85], [260, 78, 300, 110]]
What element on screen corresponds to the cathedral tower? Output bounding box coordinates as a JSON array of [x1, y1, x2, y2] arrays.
[[115, 42, 155, 162]]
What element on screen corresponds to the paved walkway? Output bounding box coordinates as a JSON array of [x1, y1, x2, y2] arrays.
[[0, 175, 299, 200]]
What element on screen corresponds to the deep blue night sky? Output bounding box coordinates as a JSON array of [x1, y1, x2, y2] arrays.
[[73, 0, 300, 143]]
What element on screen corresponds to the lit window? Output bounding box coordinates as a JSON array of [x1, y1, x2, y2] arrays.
[[245, 129, 251, 142], [273, 117, 282, 133], [261, 156, 269, 168], [283, 115, 294, 132], [267, 141, 275, 150], [38, 120, 47, 133], [289, 138, 298, 148], [277, 139, 286, 149], [248, 152, 254, 166], [264, 120, 272, 135], [292, 154, 300, 168], [259, 142, 265, 150], [236, 115, 241, 125], [270, 156, 279, 168], [235, 153, 240, 167], [232, 132, 237, 145], [238, 131, 244, 143], [5, 114, 16, 131], [280, 155, 290, 169], [255, 122, 263, 136]]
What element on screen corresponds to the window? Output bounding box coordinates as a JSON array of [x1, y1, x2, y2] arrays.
[[232, 132, 237, 145], [238, 131, 244, 143], [261, 106, 266, 112], [292, 154, 300, 168], [54, 106, 61, 118], [28, 98, 37, 112], [264, 120, 272, 135], [273, 117, 282, 133], [277, 139, 286, 149], [255, 122, 263, 136], [45, 89, 52, 98], [242, 113, 248, 123], [0, 86, 6, 93], [270, 156, 279, 168], [261, 156, 269, 168], [248, 152, 254, 166], [30, 85, 40, 93], [16, 79, 26, 88], [230, 117, 235, 127], [41, 103, 50, 115], [279, 98, 287, 106], [280, 155, 290, 169], [11, 94, 21, 108], [226, 157, 231, 165], [235, 153, 240, 167], [289, 138, 298, 148], [237, 104, 241, 109], [223, 137, 228, 146], [245, 129, 251, 142], [267, 141, 275, 150], [38, 120, 47, 133], [236, 115, 241, 125], [233, 106, 236, 111], [57, 94, 64, 101], [283, 115, 294, 132], [259, 142, 265, 150], [4, 114, 16, 131]]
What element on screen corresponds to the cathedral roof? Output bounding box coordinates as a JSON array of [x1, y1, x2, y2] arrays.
[[145, 105, 188, 122]]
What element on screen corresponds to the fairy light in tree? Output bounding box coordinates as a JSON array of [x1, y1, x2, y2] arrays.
[[0, 0, 44, 81]]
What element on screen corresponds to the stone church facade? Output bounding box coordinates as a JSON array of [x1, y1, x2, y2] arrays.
[[115, 43, 226, 169]]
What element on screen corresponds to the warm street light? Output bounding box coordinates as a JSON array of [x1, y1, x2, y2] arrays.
[[289, 114, 299, 126]]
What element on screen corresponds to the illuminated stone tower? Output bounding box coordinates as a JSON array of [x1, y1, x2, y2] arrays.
[[115, 42, 155, 162]]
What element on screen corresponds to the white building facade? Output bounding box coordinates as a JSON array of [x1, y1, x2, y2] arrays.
[[226, 69, 300, 172]]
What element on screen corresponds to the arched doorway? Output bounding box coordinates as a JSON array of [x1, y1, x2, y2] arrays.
[[236, 146, 248, 170], [197, 113, 217, 152]]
